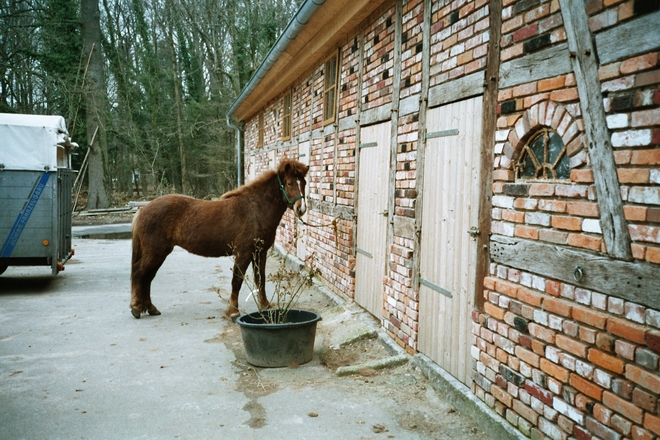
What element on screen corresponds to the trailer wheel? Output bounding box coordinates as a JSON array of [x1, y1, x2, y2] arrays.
[[0, 265, 7, 276]]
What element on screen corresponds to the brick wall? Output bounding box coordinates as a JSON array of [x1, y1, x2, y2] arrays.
[[362, 6, 396, 110], [473, 1, 660, 439], [238, 1, 659, 438]]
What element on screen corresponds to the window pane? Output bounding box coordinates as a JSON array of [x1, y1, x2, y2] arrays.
[[548, 132, 568, 179], [529, 135, 545, 162], [516, 129, 570, 180], [325, 56, 336, 89], [521, 152, 536, 178]]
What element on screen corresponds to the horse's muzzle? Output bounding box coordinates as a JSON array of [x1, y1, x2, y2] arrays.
[[294, 198, 306, 217]]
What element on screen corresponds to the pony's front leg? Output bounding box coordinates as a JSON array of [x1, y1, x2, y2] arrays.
[[253, 252, 273, 310], [227, 258, 250, 319]]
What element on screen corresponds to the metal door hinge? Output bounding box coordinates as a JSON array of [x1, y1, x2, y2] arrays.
[[468, 227, 480, 238]]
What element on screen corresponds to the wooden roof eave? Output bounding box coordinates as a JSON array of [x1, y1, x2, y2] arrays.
[[231, 0, 386, 122]]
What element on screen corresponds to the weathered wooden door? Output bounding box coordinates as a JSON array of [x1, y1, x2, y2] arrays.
[[296, 141, 311, 261], [418, 96, 483, 384], [355, 122, 391, 317]]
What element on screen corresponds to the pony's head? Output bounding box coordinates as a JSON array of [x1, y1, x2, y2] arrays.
[[277, 159, 309, 217]]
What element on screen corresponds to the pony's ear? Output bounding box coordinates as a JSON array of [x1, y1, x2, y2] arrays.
[[302, 164, 309, 176], [284, 162, 292, 174]]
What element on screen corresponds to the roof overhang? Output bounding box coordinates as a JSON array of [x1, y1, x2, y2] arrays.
[[228, 0, 389, 122]]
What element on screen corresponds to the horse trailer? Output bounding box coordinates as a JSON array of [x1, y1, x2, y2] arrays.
[[0, 114, 77, 275]]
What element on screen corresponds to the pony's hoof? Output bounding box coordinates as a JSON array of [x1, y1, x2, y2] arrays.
[[148, 307, 161, 316], [131, 308, 141, 319]]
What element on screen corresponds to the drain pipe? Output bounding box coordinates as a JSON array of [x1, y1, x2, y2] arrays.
[[225, 0, 325, 185], [226, 113, 242, 188]]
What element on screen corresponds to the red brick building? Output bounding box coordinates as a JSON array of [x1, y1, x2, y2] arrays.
[[226, 1, 660, 438]]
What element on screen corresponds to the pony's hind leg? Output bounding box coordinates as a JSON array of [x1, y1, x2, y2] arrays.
[[131, 251, 169, 318]]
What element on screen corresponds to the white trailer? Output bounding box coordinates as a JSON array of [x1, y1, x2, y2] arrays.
[[0, 114, 77, 275]]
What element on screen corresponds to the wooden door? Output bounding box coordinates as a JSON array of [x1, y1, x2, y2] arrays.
[[355, 122, 391, 318], [418, 96, 483, 384], [296, 141, 311, 261]]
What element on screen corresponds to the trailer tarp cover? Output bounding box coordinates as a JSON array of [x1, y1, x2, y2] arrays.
[[0, 113, 73, 171]]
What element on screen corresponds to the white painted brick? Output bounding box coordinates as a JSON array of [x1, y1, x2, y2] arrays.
[[496, 129, 510, 142], [576, 360, 594, 379], [592, 292, 607, 310], [582, 218, 602, 233], [606, 113, 629, 129], [559, 352, 576, 371], [624, 302, 645, 324], [611, 129, 652, 147], [651, 169, 660, 184], [539, 416, 566, 440], [530, 396, 544, 414], [544, 406, 559, 422], [525, 211, 551, 226], [647, 309, 660, 329], [548, 378, 562, 395], [532, 275, 545, 292], [553, 397, 585, 425], [492, 221, 515, 237], [492, 195, 515, 209], [593, 369, 612, 389], [471, 345, 481, 360], [520, 361, 532, 378], [520, 272, 533, 288], [608, 297, 625, 315], [477, 361, 486, 375], [548, 314, 563, 331], [628, 186, 660, 205], [575, 288, 591, 305], [534, 309, 549, 326], [560, 284, 575, 300], [546, 346, 561, 363]]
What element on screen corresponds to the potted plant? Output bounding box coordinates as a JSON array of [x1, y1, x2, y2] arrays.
[[233, 240, 322, 368]]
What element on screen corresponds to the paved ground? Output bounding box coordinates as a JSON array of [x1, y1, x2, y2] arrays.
[[0, 227, 495, 440]]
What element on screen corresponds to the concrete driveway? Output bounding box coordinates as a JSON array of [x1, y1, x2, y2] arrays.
[[0, 228, 496, 440]]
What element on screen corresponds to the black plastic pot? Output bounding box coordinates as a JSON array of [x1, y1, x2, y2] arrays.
[[236, 309, 322, 368]]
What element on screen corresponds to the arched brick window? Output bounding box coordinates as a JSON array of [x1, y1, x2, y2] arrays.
[[515, 128, 570, 180]]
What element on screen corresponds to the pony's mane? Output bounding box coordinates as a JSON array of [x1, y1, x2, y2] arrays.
[[221, 158, 308, 200]]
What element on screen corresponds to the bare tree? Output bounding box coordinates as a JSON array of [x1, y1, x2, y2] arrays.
[[81, 0, 109, 208]]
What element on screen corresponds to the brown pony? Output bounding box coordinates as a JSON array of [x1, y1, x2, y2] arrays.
[[130, 158, 309, 319]]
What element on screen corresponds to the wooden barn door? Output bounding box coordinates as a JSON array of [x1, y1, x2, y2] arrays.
[[296, 141, 311, 261], [418, 96, 483, 384], [355, 122, 391, 318]]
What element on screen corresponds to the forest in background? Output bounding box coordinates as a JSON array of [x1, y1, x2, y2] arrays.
[[1, 0, 302, 208]]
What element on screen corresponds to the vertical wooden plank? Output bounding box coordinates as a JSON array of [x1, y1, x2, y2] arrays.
[[297, 141, 311, 261], [419, 96, 483, 384], [385, 0, 403, 265], [356, 122, 391, 317], [412, 0, 432, 289], [559, 0, 632, 260], [474, 0, 502, 312]]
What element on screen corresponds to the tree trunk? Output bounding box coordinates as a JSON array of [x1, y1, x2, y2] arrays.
[[81, 0, 109, 209]]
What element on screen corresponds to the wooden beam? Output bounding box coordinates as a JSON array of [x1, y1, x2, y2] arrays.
[[499, 43, 572, 89], [559, 0, 632, 261], [428, 70, 485, 108], [491, 236, 660, 309], [412, 0, 432, 290], [385, 0, 403, 266], [595, 10, 660, 65], [474, 0, 502, 310], [361, 103, 393, 125]]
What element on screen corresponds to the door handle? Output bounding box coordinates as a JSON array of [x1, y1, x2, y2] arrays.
[[467, 227, 480, 237]]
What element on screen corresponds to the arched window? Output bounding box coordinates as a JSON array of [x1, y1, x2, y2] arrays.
[[515, 128, 570, 180]]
